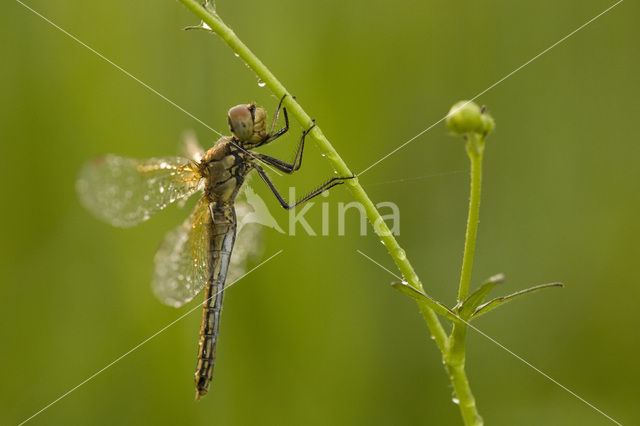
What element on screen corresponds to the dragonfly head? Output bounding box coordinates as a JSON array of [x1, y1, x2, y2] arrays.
[[228, 103, 267, 147]]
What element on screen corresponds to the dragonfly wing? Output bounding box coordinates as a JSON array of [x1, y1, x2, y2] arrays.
[[153, 187, 263, 308], [180, 130, 206, 163], [153, 198, 211, 308], [77, 155, 202, 227], [227, 194, 263, 284]]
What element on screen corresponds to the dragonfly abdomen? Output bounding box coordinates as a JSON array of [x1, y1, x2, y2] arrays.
[[195, 203, 237, 400]]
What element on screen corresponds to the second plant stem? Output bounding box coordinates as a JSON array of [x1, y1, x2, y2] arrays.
[[458, 133, 484, 301], [446, 133, 485, 426]]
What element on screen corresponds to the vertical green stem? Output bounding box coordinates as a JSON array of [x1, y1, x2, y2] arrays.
[[445, 132, 485, 425], [447, 325, 482, 425], [457, 134, 484, 302]]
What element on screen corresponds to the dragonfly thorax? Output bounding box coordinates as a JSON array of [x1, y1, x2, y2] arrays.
[[201, 141, 250, 203]]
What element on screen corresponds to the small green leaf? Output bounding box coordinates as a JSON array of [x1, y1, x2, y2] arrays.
[[471, 282, 564, 319], [184, 23, 213, 32], [391, 281, 462, 324], [456, 273, 505, 319]]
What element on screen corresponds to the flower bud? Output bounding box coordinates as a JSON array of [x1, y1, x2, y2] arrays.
[[446, 101, 483, 135], [481, 113, 495, 134]]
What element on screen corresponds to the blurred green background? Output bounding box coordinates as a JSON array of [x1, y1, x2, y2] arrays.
[[1, 0, 638, 424]]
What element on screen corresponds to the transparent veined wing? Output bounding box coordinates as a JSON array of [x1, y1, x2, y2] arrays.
[[76, 155, 202, 227], [153, 197, 211, 308], [228, 195, 263, 283], [152, 188, 263, 308], [180, 130, 206, 163]]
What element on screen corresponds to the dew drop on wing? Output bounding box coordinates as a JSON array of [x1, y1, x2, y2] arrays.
[[151, 199, 209, 307]]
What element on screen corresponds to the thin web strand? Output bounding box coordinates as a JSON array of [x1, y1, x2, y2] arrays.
[[14, 0, 285, 177], [18, 250, 284, 426], [363, 170, 466, 187], [14, 0, 223, 137], [358, 0, 624, 176]]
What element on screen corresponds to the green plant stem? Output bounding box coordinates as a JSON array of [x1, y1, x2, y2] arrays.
[[457, 134, 484, 301], [177, 0, 449, 349], [446, 325, 482, 426], [444, 133, 486, 425], [176, 2, 483, 423]]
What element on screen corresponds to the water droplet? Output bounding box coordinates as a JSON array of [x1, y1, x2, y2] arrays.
[[159, 186, 165, 193], [257, 79, 266, 87], [380, 240, 386, 246], [320, 153, 326, 157], [234, 52, 240, 57], [452, 398, 460, 405]]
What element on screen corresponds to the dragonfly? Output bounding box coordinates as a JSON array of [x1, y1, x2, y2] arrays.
[[76, 96, 352, 400]]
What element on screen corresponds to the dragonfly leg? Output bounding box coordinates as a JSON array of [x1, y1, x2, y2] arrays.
[[253, 163, 353, 209], [255, 121, 315, 174], [260, 95, 290, 145]]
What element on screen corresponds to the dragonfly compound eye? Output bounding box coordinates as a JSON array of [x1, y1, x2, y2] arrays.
[[251, 107, 267, 141], [227, 104, 254, 141]]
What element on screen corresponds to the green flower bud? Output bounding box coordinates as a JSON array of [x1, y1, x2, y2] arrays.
[[446, 101, 483, 135], [481, 112, 495, 134]]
